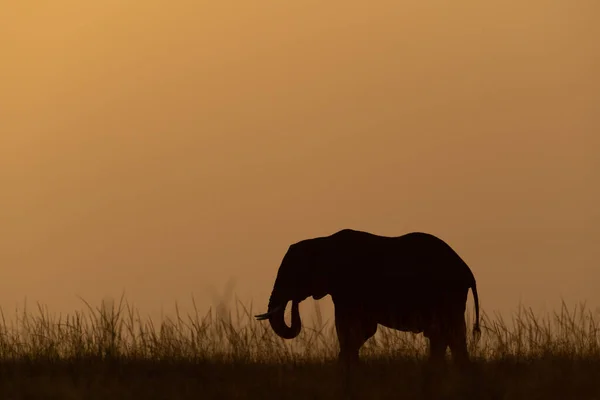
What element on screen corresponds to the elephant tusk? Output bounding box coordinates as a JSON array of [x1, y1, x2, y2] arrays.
[[254, 304, 285, 320]]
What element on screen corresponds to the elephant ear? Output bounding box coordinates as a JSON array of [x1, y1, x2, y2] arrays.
[[310, 264, 333, 299], [313, 293, 327, 300], [293, 238, 333, 299]]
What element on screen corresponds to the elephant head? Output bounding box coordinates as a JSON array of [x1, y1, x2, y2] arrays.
[[255, 239, 331, 339]]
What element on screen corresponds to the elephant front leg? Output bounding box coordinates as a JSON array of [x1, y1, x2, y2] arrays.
[[334, 305, 377, 364]]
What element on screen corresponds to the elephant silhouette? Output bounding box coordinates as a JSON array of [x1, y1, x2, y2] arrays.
[[256, 229, 481, 365]]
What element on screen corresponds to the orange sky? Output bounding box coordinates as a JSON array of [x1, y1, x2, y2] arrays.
[[1, 0, 598, 323]]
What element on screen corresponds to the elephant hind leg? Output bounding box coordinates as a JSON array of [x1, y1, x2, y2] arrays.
[[424, 316, 448, 365], [448, 318, 470, 367], [335, 308, 377, 364], [427, 334, 448, 365]]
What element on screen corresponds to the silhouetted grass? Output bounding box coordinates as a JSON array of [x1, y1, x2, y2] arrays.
[[0, 296, 599, 399]]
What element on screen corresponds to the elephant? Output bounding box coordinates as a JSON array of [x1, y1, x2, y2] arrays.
[[255, 229, 481, 365]]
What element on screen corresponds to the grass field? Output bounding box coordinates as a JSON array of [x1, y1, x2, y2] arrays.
[[0, 297, 599, 400]]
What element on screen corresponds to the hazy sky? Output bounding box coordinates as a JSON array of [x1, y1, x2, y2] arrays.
[[1, 0, 598, 323]]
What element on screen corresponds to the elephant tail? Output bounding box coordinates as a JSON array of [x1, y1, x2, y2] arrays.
[[471, 282, 481, 343]]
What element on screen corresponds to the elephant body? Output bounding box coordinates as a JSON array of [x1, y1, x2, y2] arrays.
[[256, 229, 481, 365]]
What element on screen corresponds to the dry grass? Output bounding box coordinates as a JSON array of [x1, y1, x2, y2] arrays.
[[0, 296, 599, 399]]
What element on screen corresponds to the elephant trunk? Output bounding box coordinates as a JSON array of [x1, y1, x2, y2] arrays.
[[266, 298, 302, 339]]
